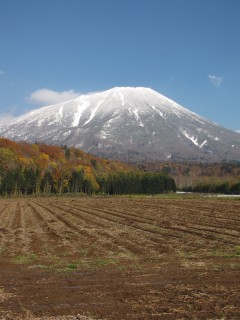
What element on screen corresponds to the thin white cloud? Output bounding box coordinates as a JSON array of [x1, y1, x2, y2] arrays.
[[208, 74, 223, 88], [0, 113, 16, 125], [0, 70, 5, 75], [236, 130, 240, 133], [26, 88, 80, 106], [0, 105, 19, 125]]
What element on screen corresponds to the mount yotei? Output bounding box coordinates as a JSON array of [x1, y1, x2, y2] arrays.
[[0, 87, 240, 162]]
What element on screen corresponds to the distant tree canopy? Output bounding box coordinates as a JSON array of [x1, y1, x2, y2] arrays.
[[0, 138, 176, 196], [97, 172, 176, 195], [184, 180, 240, 194]]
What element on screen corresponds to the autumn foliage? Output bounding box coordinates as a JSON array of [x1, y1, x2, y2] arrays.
[[0, 138, 176, 195]]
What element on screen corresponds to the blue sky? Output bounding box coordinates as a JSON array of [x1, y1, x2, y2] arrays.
[[0, 0, 240, 131]]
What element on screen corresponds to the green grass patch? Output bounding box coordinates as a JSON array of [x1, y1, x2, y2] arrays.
[[93, 258, 116, 268], [235, 245, 240, 256], [14, 253, 38, 264], [211, 246, 240, 258], [61, 262, 78, 272]]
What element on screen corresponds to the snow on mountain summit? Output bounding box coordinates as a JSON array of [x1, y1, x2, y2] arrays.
[[0, 87, 240, 162]]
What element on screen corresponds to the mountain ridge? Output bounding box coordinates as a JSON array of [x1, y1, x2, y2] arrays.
[[0, 87, 240, 162]]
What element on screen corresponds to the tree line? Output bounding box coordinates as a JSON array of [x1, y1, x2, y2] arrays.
[[97, 171, 176, 195], [0, 166, 176, 196], [0, 138, 177, 196], [183, 180, 240, 194]]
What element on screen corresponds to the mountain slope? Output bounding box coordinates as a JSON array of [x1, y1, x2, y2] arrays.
[[1, 87, 240, 162]]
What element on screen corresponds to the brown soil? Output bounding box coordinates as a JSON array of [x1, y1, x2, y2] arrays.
[[0, 196, 240, 319]]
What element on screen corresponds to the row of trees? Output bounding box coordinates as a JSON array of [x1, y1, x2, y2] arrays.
[[0, 166, 176, 196], [0, 166, 99, 196], [97, 172, 176, 195], [141, 162, 240, 190], [183, 180, 240, 194], [1, 138, 240, 196]]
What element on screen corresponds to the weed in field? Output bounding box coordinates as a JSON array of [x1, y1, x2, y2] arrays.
[[74, 259, 87, 268], [176, 249, 202, 259], [117, 251, 137, 259], [211, 246, 240, 258], [229, 262, 240, 269], [14, 253, 38, 264], [186, 252, 195, 257], [116, 265, 127, 271], [81, 311, 95, 318], [81, 248, 89, 257], [0, 288, 13, 303], [235, 245, 240, 256], [107, 250, 115, 256], [30, 253, 37, 260], [61, 262, 78, 272], [149, 225, 167, 235], [63, 231, 75, 240], [41, 252, 61, 265], [28, 264, 52, 270], [41, 246, 55, 257], [92, 258, 116, 269], [129, 262, 143, 270], [0, 246, 7, 254], [68, 262, 78, 269], [212, 265, 224, 272]]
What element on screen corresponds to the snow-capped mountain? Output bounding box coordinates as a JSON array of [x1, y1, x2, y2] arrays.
[[0, 87, 240, 162]]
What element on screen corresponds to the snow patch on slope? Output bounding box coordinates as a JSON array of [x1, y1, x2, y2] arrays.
[[59, 106, 63, 121], [72, 100, 90, 127], [150, 105, 166, 119], [113, 88, 125, 106], [119, 90, 125, 106], [132, 109, 144, 127], [181, 130, 208, 149], [200, 140, 208, 148], [84, 100, 104, 126]]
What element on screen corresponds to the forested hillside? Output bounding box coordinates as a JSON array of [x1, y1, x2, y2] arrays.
[[0, 138, 176, 195]]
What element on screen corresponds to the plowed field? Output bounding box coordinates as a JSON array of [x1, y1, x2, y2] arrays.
[[0, 196, 240, 319]]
